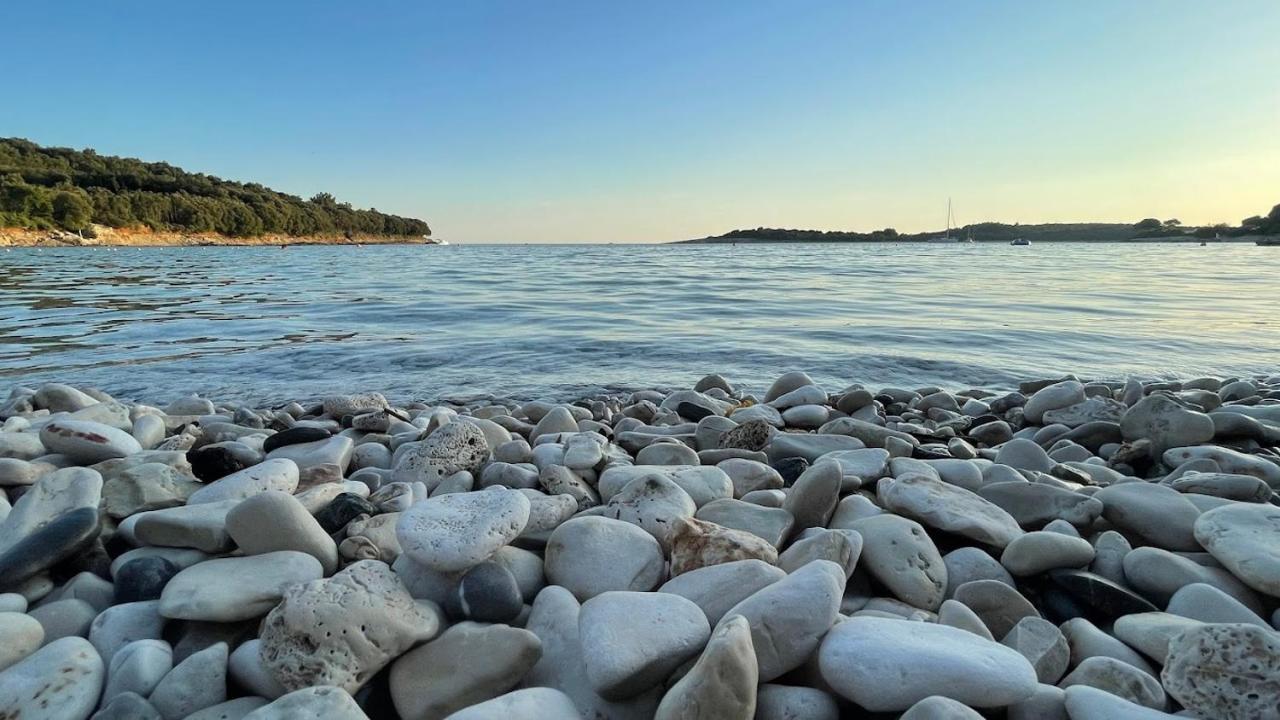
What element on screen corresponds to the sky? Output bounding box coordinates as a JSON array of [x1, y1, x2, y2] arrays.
[[3, 1, 1278, 243]]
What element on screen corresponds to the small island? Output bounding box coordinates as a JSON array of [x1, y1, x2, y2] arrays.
[[0, 138, 432, 247]]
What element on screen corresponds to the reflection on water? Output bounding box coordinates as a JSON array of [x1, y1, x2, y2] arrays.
[[1, 242, 1277, 404]]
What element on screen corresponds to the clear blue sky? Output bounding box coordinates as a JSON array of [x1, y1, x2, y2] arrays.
[[3, 1, 1278, 242]]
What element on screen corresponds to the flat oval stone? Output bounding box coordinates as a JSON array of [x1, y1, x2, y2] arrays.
[[0, 506, 100, 591], [0, 636, 105, 720], [850, 514, 947, 611], [1093, 481, 1202, 551], [397, 489, 530, 572], [39, 419, 142, 463], [819, 616, 1038, 711], [1193, 502, 1280, 597], [263, 426, 331, 454], [114, 556, 180, 604], [446, 561, 523, 623], [160, 551, 324, 622], [879, 474, 1024, 548]]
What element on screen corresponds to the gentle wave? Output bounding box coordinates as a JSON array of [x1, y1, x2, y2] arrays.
[[1, 242, 1277, 403]]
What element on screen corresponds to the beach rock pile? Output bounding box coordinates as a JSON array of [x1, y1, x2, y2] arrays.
[[1, 371, 1279, 719]]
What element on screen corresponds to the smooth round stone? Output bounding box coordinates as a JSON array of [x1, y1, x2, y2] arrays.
[[654, 614, 757, 720], [1161, 623, 1280, 720], [764, 371, 816, 403], [0, 431, 45, 461], [93, 691, 162, 720], [952, 580, 1040, 638], [819, 616, 1038, 711], [545, 515, 665, 600], [776, 528, 861, 577], [782, 460, 843, 531], [397, 489, 530, 572], [1171, 471, 1272, 502], [322, 393, 387, 418], [1121, 546, 1263, 613], [445, 688, 579, 720], [1059, 618, 1155, 677], [262, 426, 331, 454], [879, 473, 1024, 548], [635, 442, 699, 466], [850, 514, 947, 611], [187, 458, 299, 505], [755, 684, 840, 720], [39, 419, 142, 463], [242, 686, 368, 720], [88, 599, 166, 661], [993, 438, 1054, 473], [226, 490, 339, 575], [942, 547, 1014, 599], [113, 556, 180, 604], [1058, 656, 1165, 710], [446, 561, 523, 623], [148, 641, 228, 720], [1062, 685, 1180, 719], [188, 442, 260, 482], [159, 551, 324, 622], [1023, 381, 1086, 425], [718, 458, 783, 498], [580, 591, 710, 700], [1120, 394, 1215, 457], [0, 611, 44, 672], [597, 475, 698, 551], [978, 482, 1103, 528], [27, 598, 96, 643], [260, 560, 438, 693], [389, 617, 540, 717], [1193, 502, 1280, 597], [0, 636, 105, 720], [265, 435, 354, 475], [717, 560, 844, 683], [1162, 445, 1280, 486], [900, 696, 984, 720], [1001, 532, 1095, 577], [767, 434, 865, 464], [314, 492, 378, 534], [103, 638, 173, 701], [1001, 617, 1069, 684], [1112, 612, 1205, 663], [1166, 583, 1270, 627], [1093, 481, 1202, 551], [598, 466, 731, 508], [659, 559, 785, 626], [0, 458, 54, 486], [0, 593, 26, 612], [131, 500, 240, 553], [938, 599, 994, 640]]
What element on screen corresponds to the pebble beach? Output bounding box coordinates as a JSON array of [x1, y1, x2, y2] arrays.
[[1, 371, 1279, 720]]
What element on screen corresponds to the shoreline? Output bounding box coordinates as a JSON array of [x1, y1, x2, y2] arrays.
[[0, 226, 433, 248], [0, 371, 1278, 717]]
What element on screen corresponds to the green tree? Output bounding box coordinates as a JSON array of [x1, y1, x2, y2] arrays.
[[51, 191, 92, 230], [1133, 218, 1162, 230]]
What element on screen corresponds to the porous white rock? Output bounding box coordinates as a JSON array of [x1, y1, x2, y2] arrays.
[[397, 489, 530, 572]]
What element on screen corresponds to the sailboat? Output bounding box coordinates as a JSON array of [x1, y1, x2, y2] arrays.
[[929, 198, 969, 242]]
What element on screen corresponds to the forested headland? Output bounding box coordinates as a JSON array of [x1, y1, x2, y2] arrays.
[[0, 138, 430, 239]]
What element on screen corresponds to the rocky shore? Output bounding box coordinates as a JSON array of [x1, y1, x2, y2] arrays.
[[1, 372, 1278, 719], [0, 226, 429, 248]]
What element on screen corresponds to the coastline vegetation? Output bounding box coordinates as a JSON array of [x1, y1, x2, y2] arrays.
[[688, 204, 1280, 244], [0, 138, 430, 238]]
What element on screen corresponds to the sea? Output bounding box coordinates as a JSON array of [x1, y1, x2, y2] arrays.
[[1, 242, 1276, 405]]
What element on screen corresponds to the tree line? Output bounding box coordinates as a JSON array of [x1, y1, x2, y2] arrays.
[[0, 138, 431, 238]]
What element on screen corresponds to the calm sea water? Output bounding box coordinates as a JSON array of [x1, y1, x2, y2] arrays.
[[1, 242, 1276, 405]]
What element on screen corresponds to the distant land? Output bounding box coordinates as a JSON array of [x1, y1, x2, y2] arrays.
[[0, 138, 432, 247], [680, 205, 1280, 244]]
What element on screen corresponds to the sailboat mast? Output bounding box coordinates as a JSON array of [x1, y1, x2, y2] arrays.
[[946, 197, 952, 240]]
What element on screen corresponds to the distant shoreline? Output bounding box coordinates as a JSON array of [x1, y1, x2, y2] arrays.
[[0, 226, 434, 248], [677, 236, 1267, 245]]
